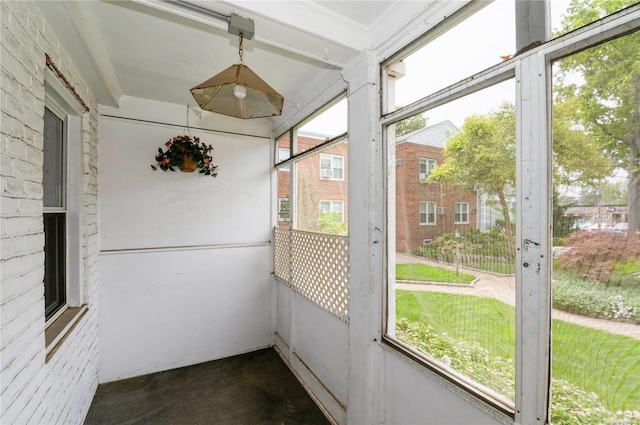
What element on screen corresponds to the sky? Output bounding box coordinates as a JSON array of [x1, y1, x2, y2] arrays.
[[302, 0, 571, 134]]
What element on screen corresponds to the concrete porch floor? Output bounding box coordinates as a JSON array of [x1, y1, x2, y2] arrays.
[[84, 348, 330, 425]]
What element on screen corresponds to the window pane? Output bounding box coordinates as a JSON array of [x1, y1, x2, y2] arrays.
[[296, 141, 348, 235], [551, 32, 640, 423], [392, 80, 516, 405], [296, 98, 347, 154], [390, 1, 515, 108], [552, 0, 637, 39], [276, 137, 291, 229], [44, 213, 66, 320], [43, 107, 64, 208]]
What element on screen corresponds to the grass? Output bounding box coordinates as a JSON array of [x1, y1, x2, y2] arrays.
[[464, 262, 515, 274], [396, 263, 475, 285], [396, 290, 640, 411]]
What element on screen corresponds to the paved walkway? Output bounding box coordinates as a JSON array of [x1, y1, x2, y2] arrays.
[[396, 253, 640, 340]]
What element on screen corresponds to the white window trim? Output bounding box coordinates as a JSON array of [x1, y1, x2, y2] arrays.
[[382, 6, 640, 423], [278, 198, 290, 221], [44, 67, 85, 354], [454, 202, 469, 224], [319, 200, 344, 222], [419, 201, 436, 225], [319, 153, 345, 181], [419, 157, 436, 181]]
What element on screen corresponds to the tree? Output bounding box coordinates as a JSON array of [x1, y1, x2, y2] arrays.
[[429, 103, 517, 252], [395, 111, 427, 137], [428, 103, 611, 255], [556, 0, 640, 232]]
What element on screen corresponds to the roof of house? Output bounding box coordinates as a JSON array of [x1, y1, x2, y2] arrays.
[[396, 120, 458, 148]]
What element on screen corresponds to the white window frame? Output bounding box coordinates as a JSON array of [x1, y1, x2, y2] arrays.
[[454, 202, 469, 224], [44, 67, 86, 354], [278, 198, 290, 221], [319, 200, 344, 222], [419, 157, 436, 181], [278, 147, 291, 171], [381, 5, 640, 424], [319, 153, 344, 180], [419, 201, 436, 225]]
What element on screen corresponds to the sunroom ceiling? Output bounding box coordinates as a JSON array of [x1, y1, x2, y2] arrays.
[[36, 0, 451, 124]]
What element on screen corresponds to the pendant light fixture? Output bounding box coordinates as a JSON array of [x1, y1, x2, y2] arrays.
[[190, 33, 284, 119]]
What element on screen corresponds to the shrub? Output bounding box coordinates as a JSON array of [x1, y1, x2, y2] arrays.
[[553, 270, 640, 323], [397, 318, 638, 424], [556, 232, 640, 285]]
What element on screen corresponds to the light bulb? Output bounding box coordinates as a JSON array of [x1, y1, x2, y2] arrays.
[[233, 84, 247, 99]]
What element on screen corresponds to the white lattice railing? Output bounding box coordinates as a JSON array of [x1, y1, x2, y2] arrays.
[[273, 227, 350, 322]]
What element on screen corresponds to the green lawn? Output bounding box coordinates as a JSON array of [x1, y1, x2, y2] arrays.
[[464, 262, 515, 274], [396, 263, 476, 285], [396, 290, 640, 411]]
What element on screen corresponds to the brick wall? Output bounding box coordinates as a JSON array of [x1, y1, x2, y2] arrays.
[[1, 2, 100, 424], [396, 142, 477, 252]]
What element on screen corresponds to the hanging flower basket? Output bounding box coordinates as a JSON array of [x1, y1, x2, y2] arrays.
[[151, 135, 218, 177]]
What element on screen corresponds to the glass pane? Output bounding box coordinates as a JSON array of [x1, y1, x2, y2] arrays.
[[391, 1, 515, 108], [44, 212, 66, 320], [295, 98, 347, 154], [551, 31, 640, 423], [552, 0, 637, 39], [393, 80, 516, 405], [275, 132, 290, 166], [295, 140, 348, 235], [43, 107, 64, 208]]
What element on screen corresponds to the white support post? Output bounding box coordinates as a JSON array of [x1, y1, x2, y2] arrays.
[[515, 52, 552, 425], [342, 50, 384, 425]]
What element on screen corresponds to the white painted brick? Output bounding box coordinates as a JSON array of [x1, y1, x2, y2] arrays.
[[23, 179, 42, 199], [1, 233, 42, 258], [1, 216, 37, 236], [17, 198, 41, 215], [0, 195, 20, 216], [13, 157, 40, 182], [2, 175, 25, 197]]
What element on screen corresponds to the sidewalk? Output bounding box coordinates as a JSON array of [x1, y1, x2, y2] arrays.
[[396, 253, 640, 340]]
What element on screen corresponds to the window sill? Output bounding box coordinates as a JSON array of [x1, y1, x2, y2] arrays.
[[45, 305, 88, 362], [382, 334, 515, 421]]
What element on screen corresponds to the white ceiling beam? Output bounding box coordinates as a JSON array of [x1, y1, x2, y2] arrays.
[[63, 1, 123, 106], [220, 0, 370, 51], [131, 0, 348, 69]]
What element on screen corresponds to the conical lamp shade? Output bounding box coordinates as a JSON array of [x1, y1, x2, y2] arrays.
[[190, 63, 284, 119]]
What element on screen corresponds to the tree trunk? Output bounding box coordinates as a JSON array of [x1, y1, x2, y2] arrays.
[[497, 188, 515, 260]]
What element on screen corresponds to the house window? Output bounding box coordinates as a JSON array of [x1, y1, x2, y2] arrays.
[[419, 158, 436, 181], [319, 200, 344, 222], [43, 67, 86, 355], [454, 202, 469, 224], [278, 198, 290, 221], [43, 107, 66, 320], [320, 154, 344, 180], [419, 201, 436, 225], [278, 147, 290, 171]]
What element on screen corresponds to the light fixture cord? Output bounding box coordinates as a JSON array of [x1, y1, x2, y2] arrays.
[[186, 104, 192, 137], [238, 33, 244, 63]]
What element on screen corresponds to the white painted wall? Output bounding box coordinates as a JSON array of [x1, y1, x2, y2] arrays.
[[274, 282, 349, 424], [0, 2, 100, 424], [97, 97, 274, 382]]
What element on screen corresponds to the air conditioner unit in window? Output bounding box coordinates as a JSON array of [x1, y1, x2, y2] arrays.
[[321, 169, 333, 178], [438, 207, 450, 215]]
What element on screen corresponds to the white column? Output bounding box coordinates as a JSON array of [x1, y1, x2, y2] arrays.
[[515, 51, 552, 425], [342, 50, 384, 425]]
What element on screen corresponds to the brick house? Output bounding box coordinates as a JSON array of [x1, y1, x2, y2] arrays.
[[277, 122, 477, 249], [276, 132, 348, 233], [395, 121, 478, 253]]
